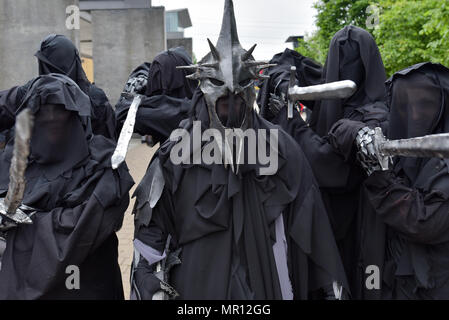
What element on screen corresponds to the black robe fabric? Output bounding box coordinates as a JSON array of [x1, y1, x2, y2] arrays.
[[0, 87, 21, 149], [0, 74, 134, 299], [0, 34, 117, 142], [131, 91, 348, 300], [115, 95, 193, 144], [357, 62, 449, 300], [115, 47, 196, 144], [257, 26, 389, 295]]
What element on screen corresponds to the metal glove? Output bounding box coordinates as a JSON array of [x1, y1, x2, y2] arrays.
[[268, 93, 287, 118], [356, 127, 392, 176], [124, 74, 148, 95]]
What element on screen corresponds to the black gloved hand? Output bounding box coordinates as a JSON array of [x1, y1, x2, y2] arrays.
[[0, 216, 17, 232], [268, 93, 287, 118], [133, 255, 179, 300]]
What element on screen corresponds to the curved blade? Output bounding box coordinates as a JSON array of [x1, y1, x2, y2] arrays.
[[4, 109, 34, 216], [111, 95, 143, 170]]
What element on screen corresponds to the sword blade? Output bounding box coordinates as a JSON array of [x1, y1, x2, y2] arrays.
[[4, 109, 34, 215], [288, 80, 357, 102], [111, 95, 143, 170], [287, 66, 297, 119], [380, 133, 449, 158]]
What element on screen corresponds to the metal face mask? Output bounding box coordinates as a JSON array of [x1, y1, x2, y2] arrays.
[[180, 0, 273, 132]]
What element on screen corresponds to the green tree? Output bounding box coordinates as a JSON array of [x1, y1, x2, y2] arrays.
[[374, 0, 448, 76], [297, 0, 449, 76], [296, 0, 380, 64], [422, 0, 449, 67], [295, 35, 323, 64]]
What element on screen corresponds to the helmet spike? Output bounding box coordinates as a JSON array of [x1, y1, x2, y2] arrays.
[[244, 61, 276, 68], [186, 73, 200, 80], [257, 74, 271, 80], [176, 65, 200, 70], [200, 62, 219, 69], [207, 39, 220, 61], [256, 64, 278, 70], [241, 44, 257, 61]]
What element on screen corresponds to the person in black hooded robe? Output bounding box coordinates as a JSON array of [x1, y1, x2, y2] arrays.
[[129, 0, 348, 300], [0, 34, 117, 142], [357, 62, 449, 300], [0, 74, 134, 299], [258, 25, 389, 294], [115, 47, 197, 145]]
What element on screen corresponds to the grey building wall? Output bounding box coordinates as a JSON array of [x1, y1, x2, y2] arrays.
[[0, 0, 80, 90], [91, 7, 166, 104], [167, 38, 193, 60], [80, 0, 151, 10]]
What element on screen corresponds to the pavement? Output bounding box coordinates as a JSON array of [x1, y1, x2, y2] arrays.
[[116, 140, 158, 300]]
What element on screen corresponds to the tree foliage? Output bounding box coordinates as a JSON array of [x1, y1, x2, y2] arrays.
[[296, 0, 449, 76]]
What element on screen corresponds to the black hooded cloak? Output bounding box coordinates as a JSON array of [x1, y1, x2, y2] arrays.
[[130, 90, 348, 300], [144, 47, 197, 99], [258, 26, 389, 294], [309, 25, 388, 137], [0, 35, 117, 142], [358, 62, 449, 300], [115, 47, 197, 144], [0, 74, 134, 299]]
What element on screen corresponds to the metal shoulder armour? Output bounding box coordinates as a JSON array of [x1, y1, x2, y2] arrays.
[[133, 157, 165, 229]]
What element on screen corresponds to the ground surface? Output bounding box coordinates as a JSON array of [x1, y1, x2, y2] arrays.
[[116, 140, 157, 299]]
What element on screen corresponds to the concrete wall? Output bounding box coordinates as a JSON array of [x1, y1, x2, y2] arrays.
[[0, 0, 80, 90], [167, 38, 193, 61], [80, 0, 151, 10], [91, 7, 165, 105]]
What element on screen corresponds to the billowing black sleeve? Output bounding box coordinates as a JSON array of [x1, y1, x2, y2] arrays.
[[272, 107, 365, 189], [115, 94, 191, 143], [364, 170, 449, 245]]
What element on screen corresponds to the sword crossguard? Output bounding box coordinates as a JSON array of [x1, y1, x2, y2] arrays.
[[0, 198, 33, 225], [373, 127, 392, 171]]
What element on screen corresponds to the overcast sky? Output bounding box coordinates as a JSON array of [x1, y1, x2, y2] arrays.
[[152, 0, 318, 61]]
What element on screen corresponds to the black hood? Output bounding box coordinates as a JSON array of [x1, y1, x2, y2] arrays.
[[9, 74, 92, 180], [35, 34, 91, 94], [310, 25, 387, 136], [387, 62, 449, 183], [145, 47, 197, 99]]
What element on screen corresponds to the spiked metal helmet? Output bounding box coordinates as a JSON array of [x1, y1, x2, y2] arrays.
[[179, 0, 274, 131]]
